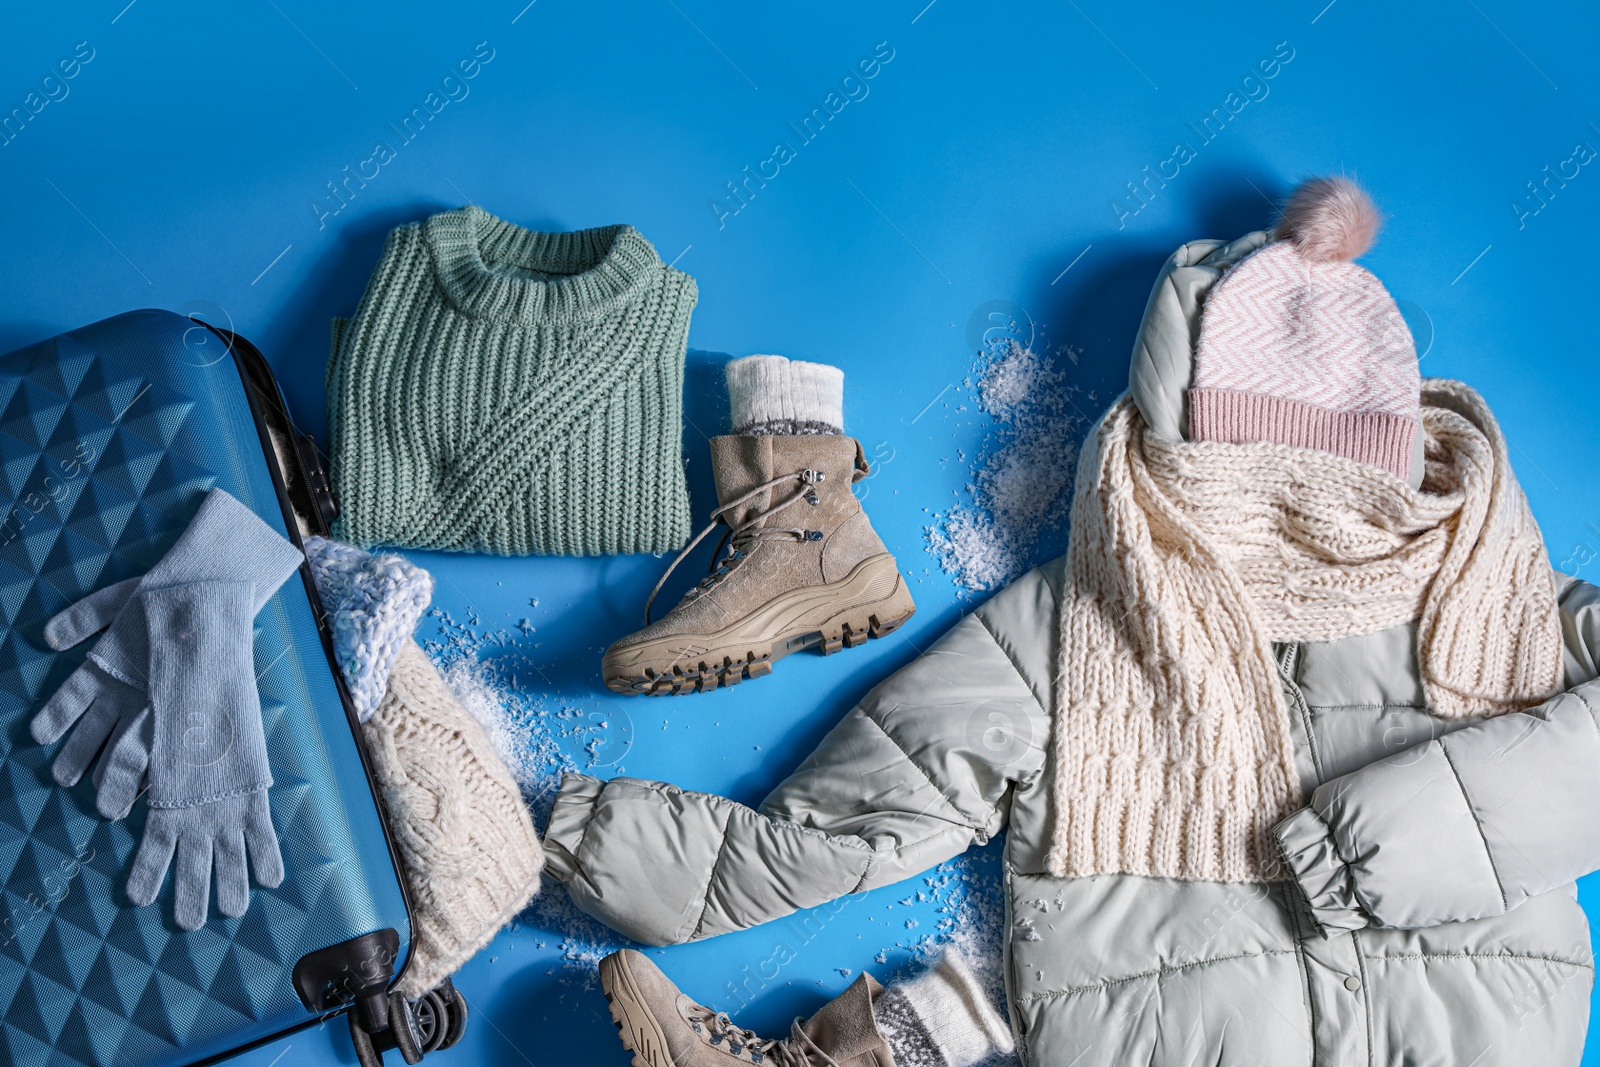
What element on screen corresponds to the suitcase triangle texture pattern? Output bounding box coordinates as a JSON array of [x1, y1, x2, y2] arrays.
[[0, 312, 410, 1067]]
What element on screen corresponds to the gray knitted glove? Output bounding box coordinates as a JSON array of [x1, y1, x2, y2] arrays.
[[32, 489, 302, 818], [126, 580, 284, 930]]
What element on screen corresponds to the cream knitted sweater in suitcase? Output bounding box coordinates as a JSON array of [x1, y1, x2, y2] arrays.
[[365, 640, 543, 997]]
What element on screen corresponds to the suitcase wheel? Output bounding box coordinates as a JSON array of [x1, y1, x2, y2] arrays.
[[414, 979, 469, 1053], [347, 992, 425, 1065], [389, 993, 425, 1064], [349, 1013, 384, 1067]]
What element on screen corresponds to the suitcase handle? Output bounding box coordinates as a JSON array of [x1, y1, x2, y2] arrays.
[[295, 429, 340, 528]]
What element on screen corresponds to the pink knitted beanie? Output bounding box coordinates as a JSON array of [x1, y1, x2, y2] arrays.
[[1190, 177, 1420, 480]]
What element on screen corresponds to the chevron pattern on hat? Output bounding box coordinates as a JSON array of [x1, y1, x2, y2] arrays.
[[1190, 178, 1420, 480], [1195, 242, 1418, 413]]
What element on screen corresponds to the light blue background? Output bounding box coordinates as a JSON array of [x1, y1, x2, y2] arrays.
[[4, 1, 1600, 1064]]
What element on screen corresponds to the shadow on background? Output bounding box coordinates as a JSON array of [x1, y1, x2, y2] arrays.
[[0, 320, 61, 357]]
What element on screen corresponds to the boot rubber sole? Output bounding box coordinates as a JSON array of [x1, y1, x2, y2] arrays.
[[603, 553, 916, 696], [600, 952, 672, 1067]]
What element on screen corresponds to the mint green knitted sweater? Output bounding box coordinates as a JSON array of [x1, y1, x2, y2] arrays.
[[326, 207, 697, 556]]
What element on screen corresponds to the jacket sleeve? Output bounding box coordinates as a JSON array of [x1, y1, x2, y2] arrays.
[[540, 562, 1059, 946], [1273, 574, 1600, 936]]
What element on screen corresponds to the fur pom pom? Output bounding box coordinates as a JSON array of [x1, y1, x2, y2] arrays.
[[1274, 176, 1381, 261]]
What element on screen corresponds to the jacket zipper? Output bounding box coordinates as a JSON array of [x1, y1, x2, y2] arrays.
[[1276, 642, 1325, 784]]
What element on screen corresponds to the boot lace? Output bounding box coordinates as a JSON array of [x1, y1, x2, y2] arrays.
[[687, 1007, 841, 1067], [643, 468, 827, 624]]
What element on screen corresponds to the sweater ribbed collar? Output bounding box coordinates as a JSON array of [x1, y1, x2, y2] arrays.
[[423, 206, 664, 326]]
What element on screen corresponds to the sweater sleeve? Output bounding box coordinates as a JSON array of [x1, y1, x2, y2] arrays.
[[1273, 574, 1600, 935], [540, 563, 1059, 946]]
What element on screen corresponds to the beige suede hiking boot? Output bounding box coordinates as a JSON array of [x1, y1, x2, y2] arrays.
[[600, 949, 897, 1067], [602, 434, 916, 695]]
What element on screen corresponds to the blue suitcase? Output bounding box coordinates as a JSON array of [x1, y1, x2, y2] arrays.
[[0, 310, 432, 1066]]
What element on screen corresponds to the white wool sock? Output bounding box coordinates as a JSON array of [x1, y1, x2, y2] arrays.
[[725, 354, 844, 435], [872, 951, 1015, 1067]]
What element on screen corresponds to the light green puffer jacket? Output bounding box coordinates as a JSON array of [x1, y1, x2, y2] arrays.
[[543, 233, 1600, 1066]]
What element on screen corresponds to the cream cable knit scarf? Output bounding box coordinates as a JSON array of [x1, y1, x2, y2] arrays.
[[1048, 379, 1563, 882]]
